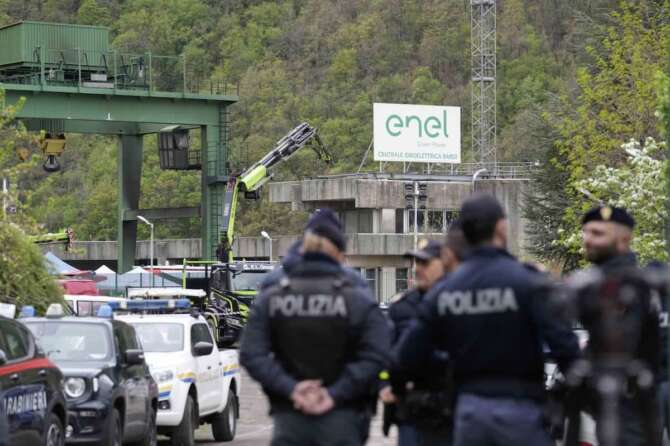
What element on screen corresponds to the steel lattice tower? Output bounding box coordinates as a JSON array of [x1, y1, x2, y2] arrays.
[[471, 0, 497, 169]]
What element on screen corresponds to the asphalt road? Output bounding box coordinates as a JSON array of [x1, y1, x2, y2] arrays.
[[160, 371, 397, 445]]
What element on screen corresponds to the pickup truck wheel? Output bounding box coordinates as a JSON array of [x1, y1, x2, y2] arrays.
[[211, 391, 237, 442], [170, 396, 195, 446]]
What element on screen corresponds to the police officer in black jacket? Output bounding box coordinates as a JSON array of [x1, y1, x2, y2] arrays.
[[381, 223, 470, 446], [240, 209, 390, 446], [396, 194, 580, 446], [566, 206, 663, 446]]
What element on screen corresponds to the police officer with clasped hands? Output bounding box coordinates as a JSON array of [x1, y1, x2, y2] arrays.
[[396, 194, 580, 446], [240, 209, 390, 446]]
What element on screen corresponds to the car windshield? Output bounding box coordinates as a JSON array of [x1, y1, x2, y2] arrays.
[[25, 322, 112, 362], [131, 323, 183, 353], [231, 271, 270, 292]]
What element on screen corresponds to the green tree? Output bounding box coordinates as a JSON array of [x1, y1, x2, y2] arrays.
[[0, 222, 64, 312], [529, 1, 670, 266], [77, 0, 112, 26], [556, 138, 667, 264]]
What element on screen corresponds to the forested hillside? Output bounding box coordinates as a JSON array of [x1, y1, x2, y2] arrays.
[[0, 0, 664, 261]]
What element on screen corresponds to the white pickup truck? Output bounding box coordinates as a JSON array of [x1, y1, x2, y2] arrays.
[[116, 311, 241, 446]]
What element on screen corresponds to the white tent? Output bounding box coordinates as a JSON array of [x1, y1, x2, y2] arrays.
[[129, 266, 147, 274], [95, 265, 115, 275]]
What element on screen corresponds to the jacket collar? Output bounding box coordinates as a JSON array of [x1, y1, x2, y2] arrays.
[[468, 246, 514, 260], [287, 252, 342, 276], [597, 251, 638, 271]]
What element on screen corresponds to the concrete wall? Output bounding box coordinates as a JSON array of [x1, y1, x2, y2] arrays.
[[270, 178, 474, 209], [269, 176, 530, 256], [45, 233, 443, 264]]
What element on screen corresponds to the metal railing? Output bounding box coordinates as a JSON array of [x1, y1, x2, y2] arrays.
[[0, 47, 239, 96], [355, 161, 539, 179]]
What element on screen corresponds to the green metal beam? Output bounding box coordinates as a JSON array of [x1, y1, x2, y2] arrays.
[[117, 134, 143, 273], [4, 88, 229, 126], [23, 119, 199, 135], [23, 119, 139, 135], [123, 207, 201, 221]]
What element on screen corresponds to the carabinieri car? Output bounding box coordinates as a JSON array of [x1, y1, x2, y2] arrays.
[[21, 304, 158, 446], [0, 308, 67, 446]]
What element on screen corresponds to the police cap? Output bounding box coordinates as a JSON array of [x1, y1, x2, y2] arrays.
[[581, 205, 635, 229], [305, 208, 346, 251], [404, 239, 442, 261]]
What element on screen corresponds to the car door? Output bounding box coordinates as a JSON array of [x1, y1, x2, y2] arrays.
[[113, 322, 147, 440], [190, 323, 218, 413], [0, 318, 43, 445]]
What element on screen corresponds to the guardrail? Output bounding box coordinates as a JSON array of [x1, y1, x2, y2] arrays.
[[0, 47, 239, 96]]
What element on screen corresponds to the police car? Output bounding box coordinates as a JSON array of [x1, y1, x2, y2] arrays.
[[113, 299, 241, 445], [0, 305, 67, 446], [21, 304, 158, 446]]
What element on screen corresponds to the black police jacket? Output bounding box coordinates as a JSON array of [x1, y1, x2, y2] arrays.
[[575, 253, 662, 381], [389, 288, 423, 344], [388, 288, 450, 389], [240, 252, 390, 412], [396, 247, 580, 401]]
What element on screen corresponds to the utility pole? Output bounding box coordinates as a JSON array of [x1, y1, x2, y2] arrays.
[[137, 215, 155, 288], [405, 182, 428, 283], [471, 0, 497, 171]]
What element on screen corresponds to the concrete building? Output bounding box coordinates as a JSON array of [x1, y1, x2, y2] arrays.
[[50, 171, 531, 303], [267, 173, 530, 302]]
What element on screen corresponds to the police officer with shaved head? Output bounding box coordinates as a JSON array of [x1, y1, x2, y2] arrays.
[[567, 206, 663, 446], [240, 209, 390, 446], [396, 194, 580, 446]]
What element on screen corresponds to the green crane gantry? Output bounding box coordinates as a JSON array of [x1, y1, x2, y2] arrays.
[[0, 21, 237, 272]]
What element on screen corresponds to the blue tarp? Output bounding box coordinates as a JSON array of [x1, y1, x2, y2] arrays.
[[44, 251, 80, 275]]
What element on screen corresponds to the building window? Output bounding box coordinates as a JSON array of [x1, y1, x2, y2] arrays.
[[395, 209, 404, 233], [446, 210, 460, 228], [406, 209, 460, 233], [365, 268, 378, 298], [396, 268, 409, 293], [358, 210, 373, 233], [407, 209, 425, 233], [426, 210, 444, 233]]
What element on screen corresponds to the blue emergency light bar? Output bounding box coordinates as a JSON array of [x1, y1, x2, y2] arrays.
[[19, 306, 36, 318], [97, 304, 113, 318], [108, 299, 191, 312]]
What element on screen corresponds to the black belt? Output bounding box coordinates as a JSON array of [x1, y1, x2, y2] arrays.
[[459, 377, 546, 401]]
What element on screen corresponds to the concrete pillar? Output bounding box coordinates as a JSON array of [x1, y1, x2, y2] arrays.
[[380, 209, 396, 233]]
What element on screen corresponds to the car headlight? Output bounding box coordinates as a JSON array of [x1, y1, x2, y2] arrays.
[[64, 377, 87, 399], [152, 369, 175, 384]]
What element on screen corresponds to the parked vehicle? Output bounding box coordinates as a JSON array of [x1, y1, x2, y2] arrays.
[[0, 306, 67, 446], [114, 299, 241, 445], [22, 304, 158, 446]]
